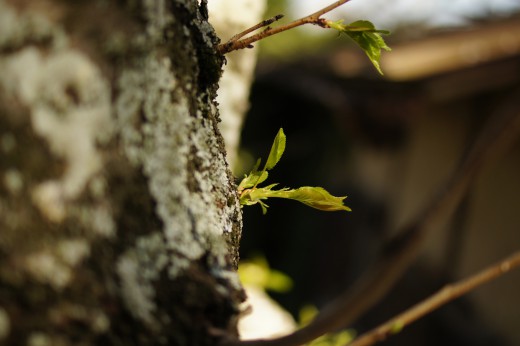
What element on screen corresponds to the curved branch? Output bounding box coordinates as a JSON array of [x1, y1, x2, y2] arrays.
[[348, 251, 520, 346]]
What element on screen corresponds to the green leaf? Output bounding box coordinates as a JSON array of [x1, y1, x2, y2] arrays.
[[252, 158, 262, 172], [239, 184, 277, 211], [283, 186, 351, 212], [238, 170, 269, 191], [239, 128, 286, 194], [238, 256, 293, 292], [259, 200, 269, 214], [299, 305, 319, 326], [264, 128, 286, 171], [240, 185, 350, 213], [266, 270, 293, 292], [327, 20, 391, 75]]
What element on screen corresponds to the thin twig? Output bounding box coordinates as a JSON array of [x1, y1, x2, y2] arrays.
[[220, 91, 520, 346], [217, 0, 352, 54], [347, 251, 520, 346], [228, 15, 285, 42]]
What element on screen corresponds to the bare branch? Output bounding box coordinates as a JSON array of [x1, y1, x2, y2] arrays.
[[217, 0, 352, 54], [228, 15, 285, 43], [347, 251, 520, 346]]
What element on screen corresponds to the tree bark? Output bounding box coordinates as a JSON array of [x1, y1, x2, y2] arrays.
[[0, 1, 243, 345]]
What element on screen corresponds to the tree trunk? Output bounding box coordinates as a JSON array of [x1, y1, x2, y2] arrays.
[[0, 1, 244, 345]]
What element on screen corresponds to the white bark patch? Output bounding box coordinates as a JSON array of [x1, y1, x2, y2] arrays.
[[116, 244, 162, 328], [0, 1, 67, 51], [0, 307, 9, 341], [114, 1, 243, 322], [116, 54, 236, 277], [0, 2, 115, 238], [24, 252, 72, 290], [3, 169, 23, 195], [31, 181, 66, 223], [21, 238, 91, 290], [1, 48, 112, 215], [27, 332, 54, 346], [0, 1, 117, 293]]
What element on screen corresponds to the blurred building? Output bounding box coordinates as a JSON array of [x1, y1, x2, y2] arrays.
[[240, 16, 520, 345]]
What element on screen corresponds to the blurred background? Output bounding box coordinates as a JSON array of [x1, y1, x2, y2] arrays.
[[231, 0, 520, 345]]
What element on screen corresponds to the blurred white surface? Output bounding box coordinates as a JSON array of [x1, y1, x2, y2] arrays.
[[238, 285, 297, 340], [208, 0, 267, 170]]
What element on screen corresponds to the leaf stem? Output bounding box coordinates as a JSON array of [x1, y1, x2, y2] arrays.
[[217, 0, 353, 54]]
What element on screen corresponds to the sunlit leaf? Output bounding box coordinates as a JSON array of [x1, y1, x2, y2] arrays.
[[252, 158, 262, 172], [283, 186, 351, 212], [299, 305, 319, 326], [238, 256, 293, 292], [259, 200, 269, 214], [244, 184, 282, 213], [237, 129, 286, 194], [264, 128, 286, 171], [266, 270, 293, 292], [238, 170, 269, 191], [327, 19, 391, 75], [238, 261, 269, 288]]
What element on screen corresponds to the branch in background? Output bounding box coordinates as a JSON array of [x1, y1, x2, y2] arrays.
[[217, 0, 353, 54], [348, 251, 520, 346], [220, 90, 520, 346], [217, 0, 391, 74], [227, 14, 285, 43]]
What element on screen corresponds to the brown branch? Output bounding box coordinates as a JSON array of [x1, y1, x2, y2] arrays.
[[347, 251, 520, 346], [220, 91, 520, 346], [217, 0, 353, 54], [228, 15, 285, 43]]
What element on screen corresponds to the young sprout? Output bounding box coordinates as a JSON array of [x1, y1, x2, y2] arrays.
[[326, 20, 391, 75], [238, 128, 351, 214]]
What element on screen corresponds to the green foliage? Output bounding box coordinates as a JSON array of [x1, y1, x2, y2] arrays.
[[326, 19, 391, 75], [238, 255, 293, 293], [238, 128, 351, 214], [265, 128, 286, 170]]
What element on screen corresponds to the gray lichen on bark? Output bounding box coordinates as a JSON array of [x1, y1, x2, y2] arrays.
[[114, 0, 243, 328], [0, 0, 244, 345]]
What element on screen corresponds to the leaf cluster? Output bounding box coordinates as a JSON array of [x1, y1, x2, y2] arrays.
[[238, 128, 351, 214], [327, 20, 391, 75]]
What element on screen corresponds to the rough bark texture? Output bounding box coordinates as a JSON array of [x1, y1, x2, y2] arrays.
[[0, 1, 244, 345]]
